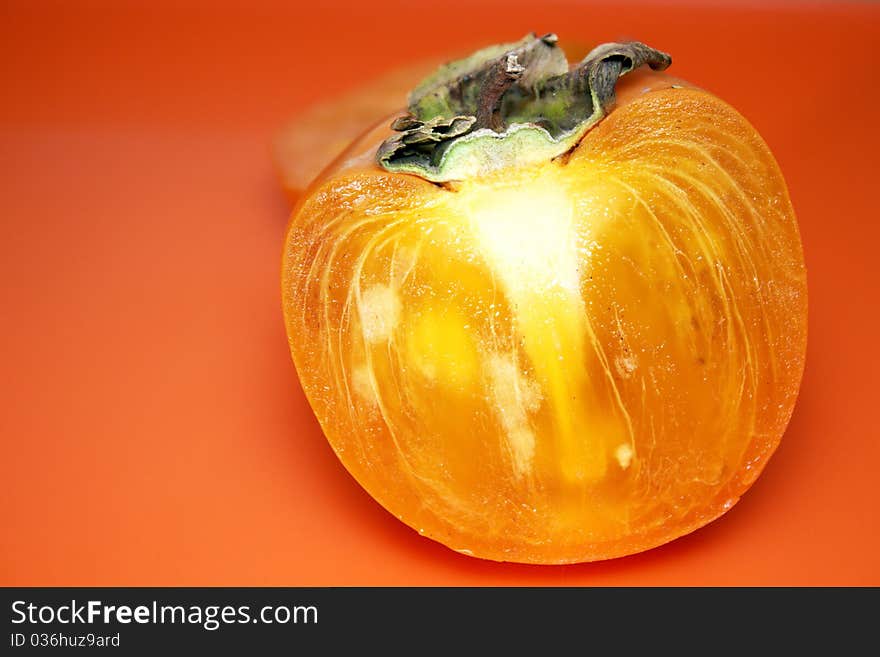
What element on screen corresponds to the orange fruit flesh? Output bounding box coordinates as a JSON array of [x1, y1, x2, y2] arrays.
[[281, 82, 807, 563]]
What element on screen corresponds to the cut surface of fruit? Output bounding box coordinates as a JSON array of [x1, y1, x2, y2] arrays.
[[282, 75, 806, 563]]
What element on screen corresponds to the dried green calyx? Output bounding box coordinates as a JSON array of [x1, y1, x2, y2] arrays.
[[377, 35, 671, 182]]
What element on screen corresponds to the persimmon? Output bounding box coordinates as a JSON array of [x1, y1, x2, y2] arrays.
[[279, 35, 807, 563]]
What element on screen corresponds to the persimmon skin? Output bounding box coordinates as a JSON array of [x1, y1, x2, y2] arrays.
[[281, 70, 807, 563]]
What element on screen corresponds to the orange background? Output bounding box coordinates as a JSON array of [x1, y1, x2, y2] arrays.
[[2, 0, 878, 585]]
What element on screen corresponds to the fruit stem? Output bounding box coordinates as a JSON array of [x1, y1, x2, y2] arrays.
[[376, 35, 671, 183], [474, 54, 525, 132]]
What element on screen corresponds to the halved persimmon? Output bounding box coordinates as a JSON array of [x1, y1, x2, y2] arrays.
[[279, 35, 807, 563]]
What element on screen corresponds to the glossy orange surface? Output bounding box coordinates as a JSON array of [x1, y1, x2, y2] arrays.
[[283, 73, 807, 563], [2, 0, 879, 583]]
